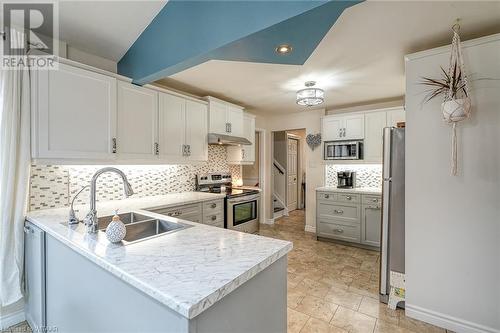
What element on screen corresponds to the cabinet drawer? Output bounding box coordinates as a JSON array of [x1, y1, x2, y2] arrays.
[[318, 202, 360, 223], [317, 192, 337, 202], [203, 212, 224, 228], [153, 203, 201, 218], [317, 220, 360, 243], [336, 193, 360, 204], [203, 200, 223, 216], [362, 195, 382, 205]]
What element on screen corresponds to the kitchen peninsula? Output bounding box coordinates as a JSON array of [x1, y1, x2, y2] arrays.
[[25, 193, 292, 333]]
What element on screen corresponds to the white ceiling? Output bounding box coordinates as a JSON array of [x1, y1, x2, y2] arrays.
[[58, 1, 166, 61], [156, 1, 500, 114]]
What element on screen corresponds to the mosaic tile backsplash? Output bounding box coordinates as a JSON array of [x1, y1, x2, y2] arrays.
[[325, 164, 383, 188], [30, 146, 241, 211]]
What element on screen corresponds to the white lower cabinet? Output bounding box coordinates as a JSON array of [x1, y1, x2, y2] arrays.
[[148, 199, 224, 228], [32, 62, 117, 160], [316, 191, 381, 248]]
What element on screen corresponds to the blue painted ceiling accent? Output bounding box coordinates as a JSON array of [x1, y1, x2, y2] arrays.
[[118, 1, 362, 85]]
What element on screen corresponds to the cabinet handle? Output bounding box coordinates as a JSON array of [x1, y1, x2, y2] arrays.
[[334, 209, 344, 214], [338, 128, 342, 138], [187, 145, 191, 156], [154, 142, 159, 155], [334, 228, 344, 233], [345, 196, 352, 200], [112, 138, 117, 153], [182, 145, 189, 157], [211, 203, 217, 209], [211, 215, 217, 221], [372, 198, 378, 202], [324, 194, 330, 199]]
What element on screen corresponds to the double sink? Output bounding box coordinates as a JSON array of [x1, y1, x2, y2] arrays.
[[66, 212, 191, 245]]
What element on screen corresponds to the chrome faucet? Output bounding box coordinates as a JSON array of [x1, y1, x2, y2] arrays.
[[83, 167, 134, 233]]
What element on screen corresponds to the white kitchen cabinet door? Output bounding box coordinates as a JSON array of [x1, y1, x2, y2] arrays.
[[227, 106, 244, 137], [227, 114, 255, 164], [185, 100, 208, 161], [364, 111, 387, 162], [322, 116, 343, 141], [361, 205, 381, 247], [343, 114, 365, 140], [208, 100, 227, 135], [386, 108, 406, 127], [33, 63, 117, 159], [117, 82, 158, 159], [158, 93, 185, 160]]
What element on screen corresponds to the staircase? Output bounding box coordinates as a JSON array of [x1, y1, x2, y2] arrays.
[[273, 159, 288, 219]]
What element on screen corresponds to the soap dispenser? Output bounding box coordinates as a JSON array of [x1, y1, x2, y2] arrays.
[[105, 210, 126, 243]]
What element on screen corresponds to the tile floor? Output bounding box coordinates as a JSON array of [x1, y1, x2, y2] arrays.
[[259, 210, 453, 333], [5, 210, 452, 333]]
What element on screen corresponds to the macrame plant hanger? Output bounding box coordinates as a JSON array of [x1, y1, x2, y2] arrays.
[[442, 22, 471, 176]]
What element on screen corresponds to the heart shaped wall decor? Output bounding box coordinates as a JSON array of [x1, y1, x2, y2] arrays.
[[306, 133, 322, 151]]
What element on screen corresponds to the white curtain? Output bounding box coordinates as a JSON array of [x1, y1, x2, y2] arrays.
[[0, 29, 31, 307]]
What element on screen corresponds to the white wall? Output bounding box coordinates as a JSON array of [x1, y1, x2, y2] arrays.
[[405, 34, 500, 333], [255, 109, 325, 229]]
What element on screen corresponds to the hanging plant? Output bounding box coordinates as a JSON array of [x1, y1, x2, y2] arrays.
[[419, 23, 471, 175]]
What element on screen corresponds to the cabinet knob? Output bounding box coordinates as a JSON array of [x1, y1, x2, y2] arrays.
[[324, 194, 330, 199], [334, 209, 344, 214], [334, 228, 344, 233], [211, 215, 217, 221], [372, 198, 378, 202], [211, 203, 217, 209], [346, 196, 352, 200]]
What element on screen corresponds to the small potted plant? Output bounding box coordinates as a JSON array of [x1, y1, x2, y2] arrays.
[[420, 62, 471, 121]]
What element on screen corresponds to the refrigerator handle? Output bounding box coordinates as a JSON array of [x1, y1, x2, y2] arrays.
[[383, 127, 392, 181], [380, 180, 390, 295]]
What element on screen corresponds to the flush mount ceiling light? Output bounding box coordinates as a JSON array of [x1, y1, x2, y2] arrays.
[[296, 81, 324, 107], [275, 43, 293, 55]]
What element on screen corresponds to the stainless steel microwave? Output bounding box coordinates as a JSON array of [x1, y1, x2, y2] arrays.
[[324, 140, 363, 160]]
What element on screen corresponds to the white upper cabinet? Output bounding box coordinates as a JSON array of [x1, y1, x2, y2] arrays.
[[322, 114, 364, 141], [32, 62, 117, 159], [185, 100, 208, 161], [386, 107, 406, 127], [158, 93, 187, 161], [363, 111, 387, 162], [207, 97, 244, 137], [227, 113, 255, 164], [117, 81, 158, 159], [158, 92, 208, 162]]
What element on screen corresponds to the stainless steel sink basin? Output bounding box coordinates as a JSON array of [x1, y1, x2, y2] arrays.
[[61, 212, 191, 245]]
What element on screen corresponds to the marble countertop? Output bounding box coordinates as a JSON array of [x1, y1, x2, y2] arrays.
[[26, 192, 292, 319], [316, 186, 382, 195]]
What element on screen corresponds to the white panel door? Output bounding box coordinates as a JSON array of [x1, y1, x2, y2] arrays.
[[117, 81, 158, 159], [208, 101, 227, 135], [185, 100, 208, 161], [35, 62, 116, 159], [322, 116, 343, 141], [158, 93, 185, 160], [227, 106, 244, 137], [287, 138, 298, 211], [386, 108, 406, 127], [343, 114, 365, 140], [364, 111, 387, 162]]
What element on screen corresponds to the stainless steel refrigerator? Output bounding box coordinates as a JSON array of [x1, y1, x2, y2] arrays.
[[379, 127, 405, 305]]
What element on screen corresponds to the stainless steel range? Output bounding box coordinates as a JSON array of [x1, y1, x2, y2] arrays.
[[196, 172, 260, 234]]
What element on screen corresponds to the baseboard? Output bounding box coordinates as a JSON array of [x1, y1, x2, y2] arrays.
[[261, 218, 275, 225], [406, 304, 499, 333], [0, 308, 25, 330], [304, 225, 316, 233]]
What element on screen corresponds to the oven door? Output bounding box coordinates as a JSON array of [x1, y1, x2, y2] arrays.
[[226, 194, 260, 233]]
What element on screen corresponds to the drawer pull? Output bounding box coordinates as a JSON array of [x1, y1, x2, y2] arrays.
[[324, 194, 330, 199], [210, 203, 217, 209], [211, 215, 217, 221], [334, 228, 344, 233], [334, 209, 344, 214], [346, 196, 352, 200], [372, 198, 379, 202]]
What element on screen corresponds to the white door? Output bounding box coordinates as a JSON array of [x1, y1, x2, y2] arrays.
[[227, 106, 244, 137], [185, 100, 208, 161], [117, 82, 158, 159], [208, 100, 227, 135], [363, 111, 387, 162], [343, 114, 365, 140], [322, 116, 343, 141], [35, 63, 117, 159], [287, 138, 298, 211], [386, 108, 406, 127], [158, 93, 185, 160]]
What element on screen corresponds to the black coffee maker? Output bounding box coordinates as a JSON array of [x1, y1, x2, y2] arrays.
[[337, 171, 356, 189]]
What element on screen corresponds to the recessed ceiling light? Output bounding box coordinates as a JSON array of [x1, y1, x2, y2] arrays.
[[275, 44, 292, 55]]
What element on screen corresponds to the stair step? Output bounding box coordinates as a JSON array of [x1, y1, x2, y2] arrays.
[[274, 207, 284, 213]]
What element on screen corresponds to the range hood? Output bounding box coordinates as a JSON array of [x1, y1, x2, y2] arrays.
[[208, 133, 251, 146]]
